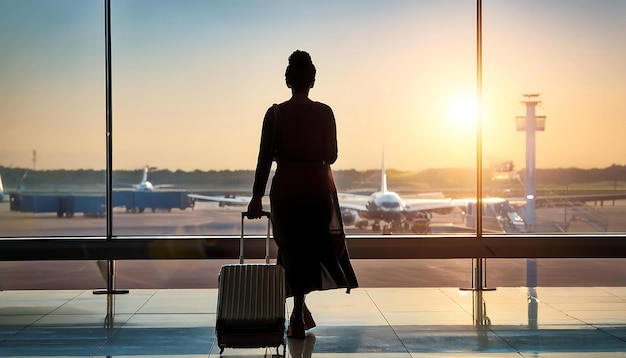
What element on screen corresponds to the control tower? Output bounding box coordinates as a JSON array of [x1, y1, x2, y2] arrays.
[[515, 94, 546, 230]]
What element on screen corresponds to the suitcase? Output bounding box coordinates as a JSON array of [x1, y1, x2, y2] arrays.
[[215, 211, 286, 354]]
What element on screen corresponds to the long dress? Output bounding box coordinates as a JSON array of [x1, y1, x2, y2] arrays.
[[252, 99, 359, 297]]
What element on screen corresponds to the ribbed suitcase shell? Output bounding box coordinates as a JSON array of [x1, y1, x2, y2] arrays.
[[215, 213, 286, 353], [217, 264, 285, 327]]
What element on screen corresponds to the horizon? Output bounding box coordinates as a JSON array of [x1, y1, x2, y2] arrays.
[[2, 163, 626, 173]]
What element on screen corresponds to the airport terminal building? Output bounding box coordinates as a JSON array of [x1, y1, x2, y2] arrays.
[[1, 1, 626, 356]]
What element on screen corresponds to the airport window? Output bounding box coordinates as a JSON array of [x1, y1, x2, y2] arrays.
[[0, 1, 106, 237], [481, 1, 626, 235], [0, 0, 625, 241]]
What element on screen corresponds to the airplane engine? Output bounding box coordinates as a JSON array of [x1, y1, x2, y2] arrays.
[[411, 221, 430, 234], [341, 210, 357, 226]]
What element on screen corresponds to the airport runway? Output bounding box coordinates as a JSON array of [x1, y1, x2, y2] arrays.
[[1, 201, 626, 290]]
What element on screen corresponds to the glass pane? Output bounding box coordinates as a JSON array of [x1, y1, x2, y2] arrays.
[[0, 1, 105, 237], [110, 0, 477, 236], [483, 0, 626, 234]]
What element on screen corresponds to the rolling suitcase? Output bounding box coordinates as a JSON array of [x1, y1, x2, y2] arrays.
[[215, 211, 286, 354]]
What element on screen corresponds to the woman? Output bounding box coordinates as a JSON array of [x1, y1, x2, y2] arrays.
[[247, 50, 358, 339]]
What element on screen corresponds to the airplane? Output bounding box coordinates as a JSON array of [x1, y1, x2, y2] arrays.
[[117, 166, 174, 192], [134, 166, 157, 191], [337, 158, 458, 234]]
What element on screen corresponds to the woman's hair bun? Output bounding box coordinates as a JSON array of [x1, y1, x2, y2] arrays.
[[289, 50, 313, 67], [285, 50, 316, 89]]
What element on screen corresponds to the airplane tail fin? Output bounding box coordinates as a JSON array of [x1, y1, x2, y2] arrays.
[[18, 170, 28, 193], [0, 174, 4, 200], [381, 149, 388, 193], [141, 165, 149, 184]]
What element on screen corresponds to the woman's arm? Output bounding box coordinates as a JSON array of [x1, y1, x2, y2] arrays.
[[248, 107, 275, 218], [325, 106, 338, 165]]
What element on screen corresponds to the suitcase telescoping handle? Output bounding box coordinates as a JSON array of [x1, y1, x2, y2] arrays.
[[240, 211, 271, 264]]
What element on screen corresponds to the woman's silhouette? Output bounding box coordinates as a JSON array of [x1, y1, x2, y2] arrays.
[[247, 50, 358, 339]]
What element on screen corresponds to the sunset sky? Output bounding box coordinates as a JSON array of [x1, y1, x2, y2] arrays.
[[1, 0, 625, 172]]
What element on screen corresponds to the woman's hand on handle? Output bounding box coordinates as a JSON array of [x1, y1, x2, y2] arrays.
[[246, 196, 263, 219]]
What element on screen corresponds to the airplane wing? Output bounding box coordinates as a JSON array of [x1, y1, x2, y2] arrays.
[[496, 193, 626, 208], [188, 193, 251, 206], [339, 202, 368, 212], [336, 193, 369, 212], [403, 198, 460, 213], [536, 193, 626, 206]]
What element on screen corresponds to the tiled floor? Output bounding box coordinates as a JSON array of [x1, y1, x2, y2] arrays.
[[1, 287, 626, 357]]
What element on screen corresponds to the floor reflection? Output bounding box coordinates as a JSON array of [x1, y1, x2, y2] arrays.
[[1, 287, 626, 357], [287, 334, 316, 358]]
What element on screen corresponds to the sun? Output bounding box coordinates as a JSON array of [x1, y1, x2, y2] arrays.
[[446, 94, 478, 129]]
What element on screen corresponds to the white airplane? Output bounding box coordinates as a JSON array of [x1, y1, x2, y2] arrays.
[[134, 166, 156, 191], [119, 166, 173, 192], [337, 159, 457, 234]]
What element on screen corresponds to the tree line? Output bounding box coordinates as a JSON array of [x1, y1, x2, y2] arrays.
[[1, 164, 625, 194]]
